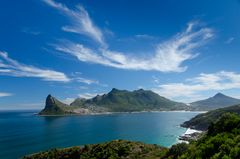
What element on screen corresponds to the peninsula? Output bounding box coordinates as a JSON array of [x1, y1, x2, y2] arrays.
[[39, 88, 189, 115]]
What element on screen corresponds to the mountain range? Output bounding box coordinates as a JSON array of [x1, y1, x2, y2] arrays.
[[39, 88, 240, 115], [39, 88, 188, 115]]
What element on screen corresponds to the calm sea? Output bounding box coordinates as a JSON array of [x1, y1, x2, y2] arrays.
[[0, 110, 200, 159]]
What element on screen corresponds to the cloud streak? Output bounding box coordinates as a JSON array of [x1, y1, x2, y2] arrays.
[[0, 51, 70, 82], [43, 0, 214, 72], [43, 0, 105, 47], [0, 92, 12, 97], [153, 71, 240, 101], [225, 37, 235, 44], [55, 22, 213, 72], [78, 92, 103, 99]]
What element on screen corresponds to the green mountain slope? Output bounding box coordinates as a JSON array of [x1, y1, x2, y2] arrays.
[[71, 88, 188, 111], [178, 113, 240, 159], [23, 140, 167, 159], [190, 93, 240, 111], [39, 88, 188, 115], [181, 104, 240, 130], [39, 94, 74, 115]]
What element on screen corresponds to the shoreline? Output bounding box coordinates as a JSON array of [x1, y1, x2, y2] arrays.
[[178, 128, 203, 143], [37, 110, 207, 117]]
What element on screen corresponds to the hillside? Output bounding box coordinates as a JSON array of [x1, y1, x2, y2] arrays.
[[39, 94, 74, 115], [190, 93, 240, 111], [23, 140, 167, 159], [181, 104, 240, 130], [24, 113, 240, 159], [39, 88, 188, 115]]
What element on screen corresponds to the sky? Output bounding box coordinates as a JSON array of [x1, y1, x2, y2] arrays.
[[0, 0, 240, 110]]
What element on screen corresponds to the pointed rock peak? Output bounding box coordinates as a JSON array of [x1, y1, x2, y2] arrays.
[[214, 92, 226, 98], [46, 94, 55, 105], [110, 88, 119, 93], [47, 94, 52, 99]]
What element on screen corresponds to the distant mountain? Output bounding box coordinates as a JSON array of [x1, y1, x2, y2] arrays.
[[190, 93, 240, 111], [39, 88, 189, 115], [39, 94, 74, 115], [181, 104, 240, 130]]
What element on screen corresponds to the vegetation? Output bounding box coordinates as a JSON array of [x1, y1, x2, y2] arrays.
[[178, 113, 240, 159], [39, 94, 74, 115], [181, 104, 240, 130], [39, 88, 188, 115], [23, 140, 167, 159], [26, 112, 240, 159]]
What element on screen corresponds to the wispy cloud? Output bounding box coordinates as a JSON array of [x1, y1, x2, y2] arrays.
[[43, 0, 106, 47], [134, 34, 157, 40], [62, 97, 75, 104], [225, 37, 235, 44], [153, 71, 240, 102], [70, 72, 99, 85], [43, 1, 213, 72], [55, 22, 213, 72], [74, 77, 99, 85], [22, 27, 41, 35], [152, 75, 160, 84], [78, 92, 103, 99], [0, 92, 12, 97], [0, 51, 70, 82]]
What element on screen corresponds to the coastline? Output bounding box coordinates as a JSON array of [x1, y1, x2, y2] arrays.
[[178, 128, 203, 143], [38, 110, 207, 117]]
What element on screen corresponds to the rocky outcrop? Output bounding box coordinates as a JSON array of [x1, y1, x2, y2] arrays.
[[39, 94, 72, 115]]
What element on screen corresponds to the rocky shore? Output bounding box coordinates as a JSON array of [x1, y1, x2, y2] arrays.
[[178, 128, 203, 143]]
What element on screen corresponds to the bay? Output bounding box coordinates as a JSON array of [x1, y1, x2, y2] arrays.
[[0, 110, 200, 159]]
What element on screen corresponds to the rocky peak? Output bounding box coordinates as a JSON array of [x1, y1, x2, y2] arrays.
[[110, 88, 119, 92], [46, 94, 56, 106], [213, 93, 226, 98]]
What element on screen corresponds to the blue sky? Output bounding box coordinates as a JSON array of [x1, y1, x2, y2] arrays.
[[0, 0, 240, 109]]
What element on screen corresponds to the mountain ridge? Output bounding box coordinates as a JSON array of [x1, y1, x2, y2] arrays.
[[39, 90, 240, 115], [190, 92, 240, 111], [39, 88, 189, 115]]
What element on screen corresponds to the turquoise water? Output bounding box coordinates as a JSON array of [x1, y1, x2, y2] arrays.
[[0, 110, 199, 159]]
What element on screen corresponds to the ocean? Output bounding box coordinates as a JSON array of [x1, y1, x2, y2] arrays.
[[0, 110, 200, 159]]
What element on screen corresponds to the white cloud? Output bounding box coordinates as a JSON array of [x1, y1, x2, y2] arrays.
[[62, 97, 75, 104], [74, 77, 99, 85], [43, 1, 213, 72], [0, 92, 12, 97], [43, 0, 106, 47], [70, 72, 99, 85], [0, 51, 70, 82], [153, 71, 240, 102], [78, 92, 103, 99], [152, 75, 160, 84], [54, 22, 213, 72]]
